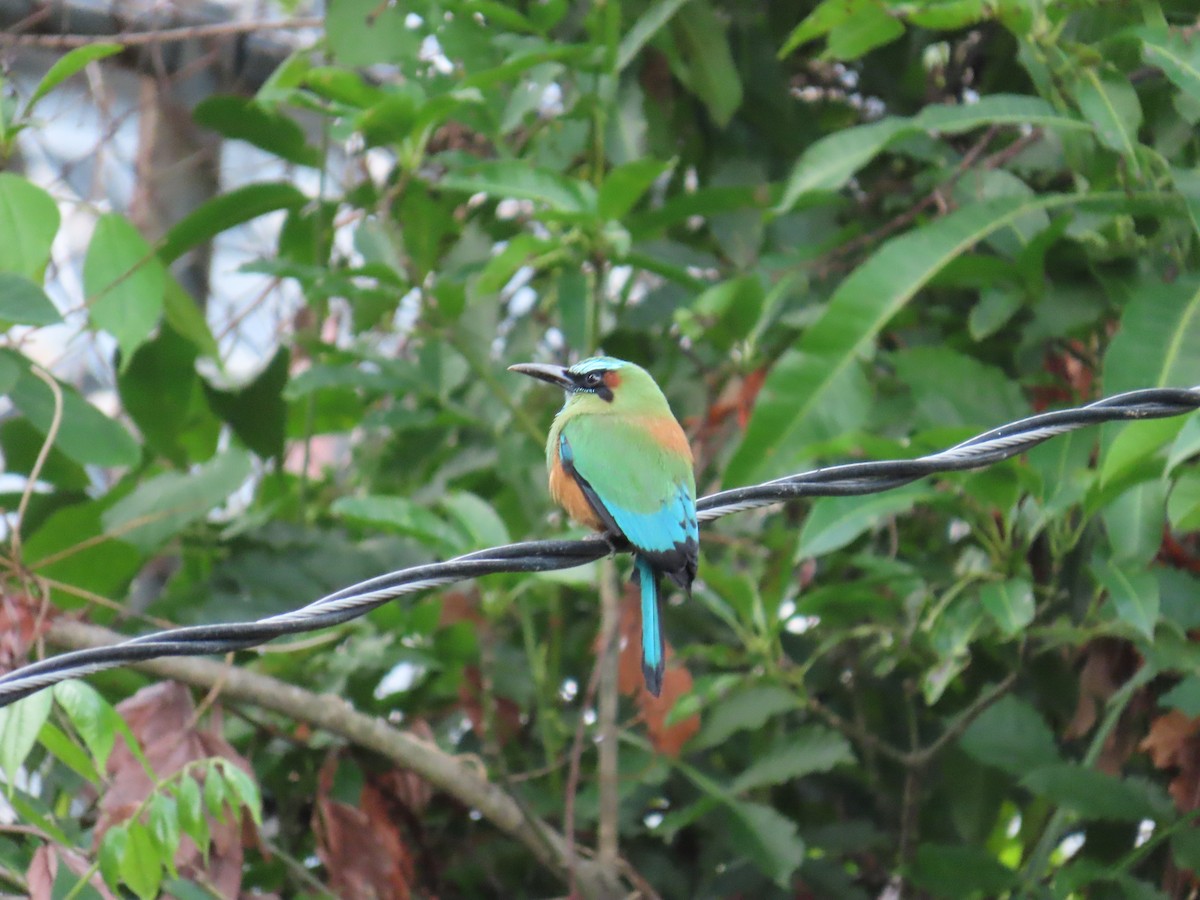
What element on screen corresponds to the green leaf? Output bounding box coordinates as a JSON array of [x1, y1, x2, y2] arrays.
[[203, 347, 290, 459], [617, 0, 692, 70], [777, 95, 1083, 212], [332, 495, 462, 552], [1021, 765, 1166, 822], [101, 448, 253, 552], [1102, 276, 1200, 483], [1161, 676, 1200, 717], [797, 485, 934, 559], [727, 193, 1127, 485], [0, 690, 52, 790], [194, 96, 320, 166], [37, 720, 100, 783], [979, 577, 1035, 636], [441, 492, 510, 548], [672, 0, 743, 126], [26, 43, 123, 110], [204, 767, 228, 819], [148, 794, 181, 867], [0, 173, 60, 280], [84, 214, 166, 363], [731, 727, 853, 793], [726, 800, 805, 887], [1072, 69, 1142, 170], [53, 680, 119, 772], [119, 821, 163, 900], [1094, 557, 1160, 640], [598, 158, 672, 221], [175, 775, 209, 852], [692, 685, 799, 749], [219, 761, 262, 825], [1101, 479, 1167, 566], [823, 0, 904, 60], [5, 354, 140, 467], [99, 823, 128, 892], [909, 844, 1016, 897], [22, 501, 143, 598], [159, 183, 307, 264], [118, 323, 216, 466], [441, 162, 597, 214], [0, 274, 61, 325], [326, 0, 420, 67], [891, 346, 1028, 429], [959, 694, 1060, 775], [1169, 470, 1200, 531], [1141, 30, 1200, 107]]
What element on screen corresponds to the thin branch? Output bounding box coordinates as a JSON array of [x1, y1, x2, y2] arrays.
[[10, 365, 63, 569], [0, 16, 323, 49], [596, 559, 621, 871], [42, 616, 640, 899]]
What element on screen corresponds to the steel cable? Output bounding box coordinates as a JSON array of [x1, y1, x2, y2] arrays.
[[1, 385, 1197, 707]]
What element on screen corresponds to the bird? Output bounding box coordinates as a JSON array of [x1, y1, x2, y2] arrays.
[[509, 356, 698, 696]]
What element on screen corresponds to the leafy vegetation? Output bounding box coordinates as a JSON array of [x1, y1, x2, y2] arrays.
[[2, 0, 1200, 896]]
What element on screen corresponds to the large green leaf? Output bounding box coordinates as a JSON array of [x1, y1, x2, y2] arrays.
[[959, 694, 1060, 776], [617, 0, 692, 71], [193, 96, 321, 167], [777, 95, 1085, 212], [672, 0, 743, 126], [101, 448, 254, 552], [726, 192, 1140, 485], [1101, 277, 1200, 481], [0, 691, 53, 791], [0, 174, 60, 280], [731, 727, 853, 793], [0, 274, 61, 326], [1071, 68, 1142, 172], [725, 800, 806, 887], [202, 348, 290, 459], [1020, 765, 1167, 822], [1141, 29, 1200, 107], [1093, 557, 1160, 639], [441, 161, 597, 214], [797, 485, 935, 559], [25, 43, 123, 111], [4, 352, 139, 468], [158, 183, 307, 264], [84, 214, 166, 364], [979, 578, 1035, 637]]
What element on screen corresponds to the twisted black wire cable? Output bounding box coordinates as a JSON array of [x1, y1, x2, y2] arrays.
[[2, 385, 1197, 708]]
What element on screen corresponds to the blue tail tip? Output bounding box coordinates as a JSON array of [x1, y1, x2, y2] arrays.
[[643, 660, 664, 697]]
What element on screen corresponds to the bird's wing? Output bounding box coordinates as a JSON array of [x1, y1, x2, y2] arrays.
[[559, 415, 698, 584]]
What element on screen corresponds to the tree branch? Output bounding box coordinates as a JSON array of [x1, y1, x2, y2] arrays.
[[43, 617, 641, 899]]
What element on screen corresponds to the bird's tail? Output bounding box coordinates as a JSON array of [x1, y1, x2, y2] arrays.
[[634, 555, 664, 697]]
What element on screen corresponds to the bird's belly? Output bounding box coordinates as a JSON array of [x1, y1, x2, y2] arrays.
[[549, 463, 605, 531]]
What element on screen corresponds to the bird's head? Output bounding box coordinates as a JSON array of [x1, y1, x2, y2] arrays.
[[508, 356, 669, 413]]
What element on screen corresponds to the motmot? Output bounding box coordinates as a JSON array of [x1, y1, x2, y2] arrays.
[[509, 357, 698, 696]]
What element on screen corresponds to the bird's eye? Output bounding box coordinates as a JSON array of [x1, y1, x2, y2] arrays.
[[585, 371, 604, 388]]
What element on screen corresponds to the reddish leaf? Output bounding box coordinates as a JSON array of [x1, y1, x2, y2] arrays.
[[616, 585, 700, 757], [1141, 710, 1200, 812], [0, 590, 50, 675], [99, 682, 256, 897], [1064, 639, 1144, 774], [27, 845, 117, 900], [313, 756, 416, 900]]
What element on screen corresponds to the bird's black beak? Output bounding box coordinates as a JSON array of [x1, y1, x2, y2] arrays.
[[508, 362, 575, 391]]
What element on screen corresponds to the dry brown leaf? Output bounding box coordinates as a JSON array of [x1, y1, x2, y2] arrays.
[[1141, 710, 1200, 812], [99, 681, 256, 897], [313, 756, 417, 900], [617, 585, 700, 757], [1064, 639, 1146, 774], [0, 591, 49, 675]]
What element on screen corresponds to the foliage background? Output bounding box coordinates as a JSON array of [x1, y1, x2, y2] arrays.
[[2, 0, 1200, 897]]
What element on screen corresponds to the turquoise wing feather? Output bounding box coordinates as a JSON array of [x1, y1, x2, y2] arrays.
[[558, 415, 697, 580]]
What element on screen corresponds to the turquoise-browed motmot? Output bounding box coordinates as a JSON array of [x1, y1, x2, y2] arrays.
[[510, 357, 698, 696]]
